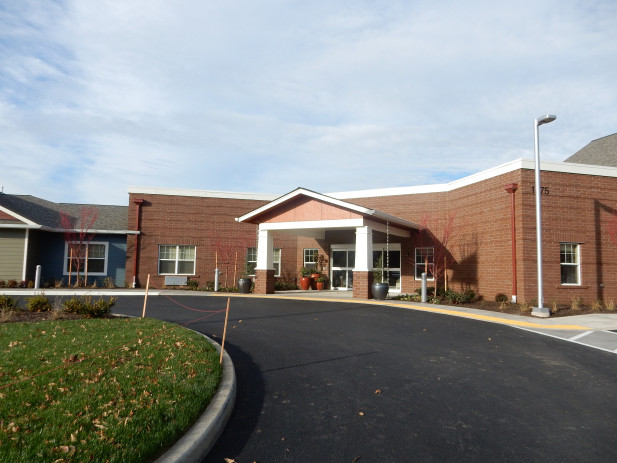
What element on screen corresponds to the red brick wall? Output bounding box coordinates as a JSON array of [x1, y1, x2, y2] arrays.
[[128, 167, 617, 305]]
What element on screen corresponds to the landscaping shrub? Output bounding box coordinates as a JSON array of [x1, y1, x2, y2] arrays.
[[7, 279, 18, 288], [62, 296, 117, 318], [0, 295, 19, 311], [0, 280, 5, 287], [495, 293, 509, 303], [274, 281, 298, 290], [26, 293, 52, 312], [392, 293, 421, 302], [443, 289, 476, 304], [186, 278, 199, 290]]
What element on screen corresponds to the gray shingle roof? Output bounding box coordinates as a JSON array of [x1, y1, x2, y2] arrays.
[[0, 194, 128, 231], [564, 133, 617, 167]]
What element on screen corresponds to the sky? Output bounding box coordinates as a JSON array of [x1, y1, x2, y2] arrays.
[[1, 0, 616, 205]]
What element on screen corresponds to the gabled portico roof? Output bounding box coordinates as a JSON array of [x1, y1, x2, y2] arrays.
[[236, 187, 420, 238]]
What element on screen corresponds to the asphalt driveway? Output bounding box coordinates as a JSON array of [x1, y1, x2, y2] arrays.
[[113, 296, 617, 463]]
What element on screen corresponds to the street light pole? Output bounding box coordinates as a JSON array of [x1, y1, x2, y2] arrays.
[[531, 114, 556, 318]]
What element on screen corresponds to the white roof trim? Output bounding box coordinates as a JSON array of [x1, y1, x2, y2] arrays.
[[0, 205, 38, 226], [327, 158, 617, 199], [44, 227, 139, 235], [128, 186, 278, 201], [236, 188, 419, 229]]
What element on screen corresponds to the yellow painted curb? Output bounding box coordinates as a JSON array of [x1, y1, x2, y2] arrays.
[[189, 292, 593, 331]]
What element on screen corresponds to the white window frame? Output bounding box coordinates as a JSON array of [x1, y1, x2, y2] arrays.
[[304, 248, 318, 270], [63, 241, 109, 276], [560, 242, 581, 286], [372, 244, 402, 291], [247, 247, 258, 276], [158, 245, 196, 275], [415, 247, 435, 281], [248, 247, 281, 276]]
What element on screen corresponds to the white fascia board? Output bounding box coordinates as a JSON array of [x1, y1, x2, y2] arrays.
[[0, 224, 41, 230], [42, 227, 139, 235], [260, 218, 411, 237], [128, 186, 278, 201], [327, 158, 617, 199], [0, 205, 38, 226], [259, 218, 365, 231], [236, 188, 377, 223]]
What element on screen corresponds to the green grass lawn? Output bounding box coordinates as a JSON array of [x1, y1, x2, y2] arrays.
[[0, 317, 222, 462]]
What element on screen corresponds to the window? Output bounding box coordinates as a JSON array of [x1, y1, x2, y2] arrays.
[[415, 247, 434, 280], [246, 247, 258, 275], [372, 248, 402, 290], [247, 247, 281, 276], [64, 242, 108, 275], [304, 248, 318, 270], [159, 245, 196, 275], [560, 243, 580, 285]]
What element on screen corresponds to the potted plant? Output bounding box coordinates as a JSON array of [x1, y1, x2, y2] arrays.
[[316, 274, 327, 290], [371, 255, 389, 300], [237, 262, 253, 294], [299, 267, 312, 290]]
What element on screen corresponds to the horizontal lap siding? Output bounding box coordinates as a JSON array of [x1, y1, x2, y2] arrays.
[[0, 229, 25, 280]]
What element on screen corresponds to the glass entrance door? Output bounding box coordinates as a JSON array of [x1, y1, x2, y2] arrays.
[[331, 249, 355, 290]]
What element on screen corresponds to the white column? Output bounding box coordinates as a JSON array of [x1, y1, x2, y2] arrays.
[[256, 228, 274, 270], [354, 226, 373, 271]]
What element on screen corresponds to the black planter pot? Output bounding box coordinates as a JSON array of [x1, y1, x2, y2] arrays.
[[371, 282, 389, 300], [238, 278, 252, 294]]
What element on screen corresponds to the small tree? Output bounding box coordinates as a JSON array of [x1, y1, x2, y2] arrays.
[[215, 237, 254, 287], [413, 213, 458, 294], [60, 206, 98, 286]]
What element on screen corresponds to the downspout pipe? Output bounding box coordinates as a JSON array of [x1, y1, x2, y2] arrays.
[[504, 184, 518, 303], [133, 199, 144, 288]]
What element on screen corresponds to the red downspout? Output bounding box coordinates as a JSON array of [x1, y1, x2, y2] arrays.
[[504, 184, 518, 302], [133, 199, 144, 288]]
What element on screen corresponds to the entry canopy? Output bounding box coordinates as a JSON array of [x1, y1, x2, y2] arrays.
[[236, 187, 420, 238]]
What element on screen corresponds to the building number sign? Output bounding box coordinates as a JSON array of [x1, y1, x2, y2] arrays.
[[531, 186, 550, 195]]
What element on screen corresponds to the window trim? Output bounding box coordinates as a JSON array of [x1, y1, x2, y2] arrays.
[[560, 242, 581, 286], [247, 247, 281, 277], [414, 247, 435, 281], [63, 241, 109, 276], [303, 248, 318, 270], [158, 245, 197, 276]]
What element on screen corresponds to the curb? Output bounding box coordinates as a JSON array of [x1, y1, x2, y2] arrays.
[[155, 334, 236, 463]]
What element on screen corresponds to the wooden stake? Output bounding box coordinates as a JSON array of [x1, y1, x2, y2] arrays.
[[68, 248, 73, 287], [233, 251, 237, 283], [219, 298, 231, 364], [444, 256, 448, 292], [84, 245, 89, 287], [141, 274, 150, 318]]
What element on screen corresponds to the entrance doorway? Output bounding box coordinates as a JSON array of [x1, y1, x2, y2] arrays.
[[331, 248, 355, 290]]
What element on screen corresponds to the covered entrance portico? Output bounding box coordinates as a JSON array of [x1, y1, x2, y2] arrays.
[[236, 188, 419, 299]]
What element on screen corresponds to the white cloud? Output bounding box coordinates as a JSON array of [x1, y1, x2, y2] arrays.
[[0, 0, 616, 204]]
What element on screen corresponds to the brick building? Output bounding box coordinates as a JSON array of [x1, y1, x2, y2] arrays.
[[126, 157, 617, 305]]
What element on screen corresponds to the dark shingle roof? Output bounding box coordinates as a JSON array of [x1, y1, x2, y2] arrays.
[[564, 133, 617, 167], [0, 194, 128, 231]]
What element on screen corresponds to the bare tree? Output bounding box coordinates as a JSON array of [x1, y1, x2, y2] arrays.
[[60, 206, 98, 286], [214, 237, 254, 287], [413, 213, 458, 294]]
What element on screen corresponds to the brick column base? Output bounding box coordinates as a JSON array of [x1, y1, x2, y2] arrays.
[[255, 269, 275, 294], [353, 271, 372, 299]]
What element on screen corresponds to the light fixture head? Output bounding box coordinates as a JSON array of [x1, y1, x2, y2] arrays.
[[536, 114, 556, 126]]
